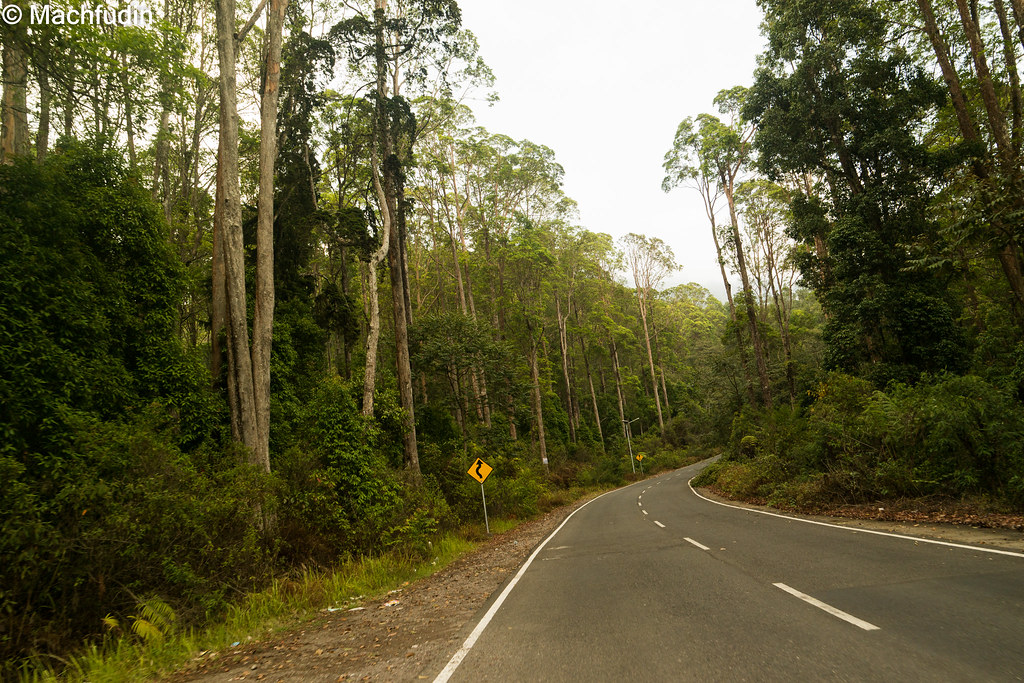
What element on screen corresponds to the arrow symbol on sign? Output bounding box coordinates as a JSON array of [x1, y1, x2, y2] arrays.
[[475, 459, 484, 479]]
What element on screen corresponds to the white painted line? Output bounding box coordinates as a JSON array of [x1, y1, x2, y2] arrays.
[[638, 501, 642, 507], [774, 582, 880, 631], [685, 537, 710, 551], [654, 521, 666, 528], [433, 490, 615, 683], [642, 510, 648, 516], [687, 477, 1024, 559]]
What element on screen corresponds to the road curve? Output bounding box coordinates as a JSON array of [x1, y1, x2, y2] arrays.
[[434, 459, 1024, 682]]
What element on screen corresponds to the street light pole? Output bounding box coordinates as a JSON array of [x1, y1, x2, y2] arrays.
[[623, 417, 639, 475]]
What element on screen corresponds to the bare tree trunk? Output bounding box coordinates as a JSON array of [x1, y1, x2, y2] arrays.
[[211, 132, 227, 387], [529, 334, 548, 471], [636, 294, 665, 432], [611, 336, 627, 437], [955, 0, 1014, 162], [251, 0, 287, 473], [63, 75, 74, 139], [993, 0, 1022, 148], [216, 0, 259, 458], [917, 0, 984, 147], [708, 213, 756, 404], [35, 66, 51, 163], [725, 182, 772, 408], [556, 297, 577, 443], [765, 245, 797, 407], [374, 0, 419, 475], [363, 165, 392, 415], [577, 332, 603, 444], [153, 0, 173, 219], [652, 317, 670, 417], [1, 33, 29, 163]]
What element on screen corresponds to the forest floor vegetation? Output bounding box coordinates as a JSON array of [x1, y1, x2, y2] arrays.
[[161, 489, 613, 683], [14, 482, 627, 683]]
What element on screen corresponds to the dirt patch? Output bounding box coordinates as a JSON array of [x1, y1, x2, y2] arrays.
[[698, 486, 1024, 553], [166, 494, 598, 683]]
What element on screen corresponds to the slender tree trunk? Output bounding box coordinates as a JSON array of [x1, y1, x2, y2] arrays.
[[251, 0, 287, 473], [529, 334, 548, 471], [993, 0, 1022, 149], [637, 293, 665, 432], [211, 133, 227, 387], [917, 0, 984, 147], [153, 0, 173, 217], [374, 0, 419, 475], [216, 0, 260, 458], [955, 0, 1014, 162], [611, 336, 627, 437], [708, 211, 756, 404], [766, 247, 797, 407], [725, 180, 772, 408], [556, 297, 577, 443], [63, 75, 74, 139], [445, 205, 484, 420], [363, 164, 392, 415], [577, 332, 603, 444], [1, 33, 29, 163], [35, 66, 51, 163], [652, 317, 670, 417]]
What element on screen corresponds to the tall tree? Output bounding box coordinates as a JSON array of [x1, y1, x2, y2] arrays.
[[746, 0, 967, 385], [214, 0, 285, 472], [620, 233, 674, 433], [664, 113, 758, 405], [332, 0, 463, 477]]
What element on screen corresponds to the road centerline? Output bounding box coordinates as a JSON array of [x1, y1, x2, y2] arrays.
[[773, 582, 880, 631], [685, 537, 710, 551]]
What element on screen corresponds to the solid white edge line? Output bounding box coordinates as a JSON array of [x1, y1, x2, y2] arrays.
[[654, 520, 666, 528], [774, 582, 880, 631], [687, 476, 1024, 559], [432, 488, 616, 683], [685, 537, 710, 551]]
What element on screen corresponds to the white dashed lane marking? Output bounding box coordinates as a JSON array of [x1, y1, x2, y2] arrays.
[[774, 582, 880, 631], [685, 537, 710, 551]]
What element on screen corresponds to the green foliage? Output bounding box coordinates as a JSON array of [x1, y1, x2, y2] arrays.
[[279, 377, 402, 560], [746, 0, 968, 386], [702, 373, 1024, 507], [0, 146, 241, 665]]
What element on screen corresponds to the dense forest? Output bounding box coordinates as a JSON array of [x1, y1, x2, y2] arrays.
[[2, 0, 1024, 675]]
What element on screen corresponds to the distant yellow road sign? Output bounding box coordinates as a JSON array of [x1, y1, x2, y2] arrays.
[[636, 454, 644, 461], [468, 458, 493, 484]]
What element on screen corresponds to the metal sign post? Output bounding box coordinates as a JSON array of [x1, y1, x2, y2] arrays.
[[480, 482, 489, 535], [467, 458, 493, 534]]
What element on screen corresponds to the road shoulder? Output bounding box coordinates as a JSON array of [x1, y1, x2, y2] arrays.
[[694, 485, 1024, 553]]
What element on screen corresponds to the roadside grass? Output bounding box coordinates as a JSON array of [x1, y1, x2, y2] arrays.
[[13, 478, 634, 683], [16, 534, 476, 683]]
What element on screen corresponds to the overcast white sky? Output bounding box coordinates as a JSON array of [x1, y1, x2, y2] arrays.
[[455, 0, 767, 298]]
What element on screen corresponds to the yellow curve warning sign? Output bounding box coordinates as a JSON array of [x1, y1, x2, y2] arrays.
[[468, 458, 493, 484]]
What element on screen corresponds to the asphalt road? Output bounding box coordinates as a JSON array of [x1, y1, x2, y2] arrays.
[[434, 459, 1024, 682]]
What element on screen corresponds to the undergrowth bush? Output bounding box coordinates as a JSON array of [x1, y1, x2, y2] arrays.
[[701, 372, 1024, 507]]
